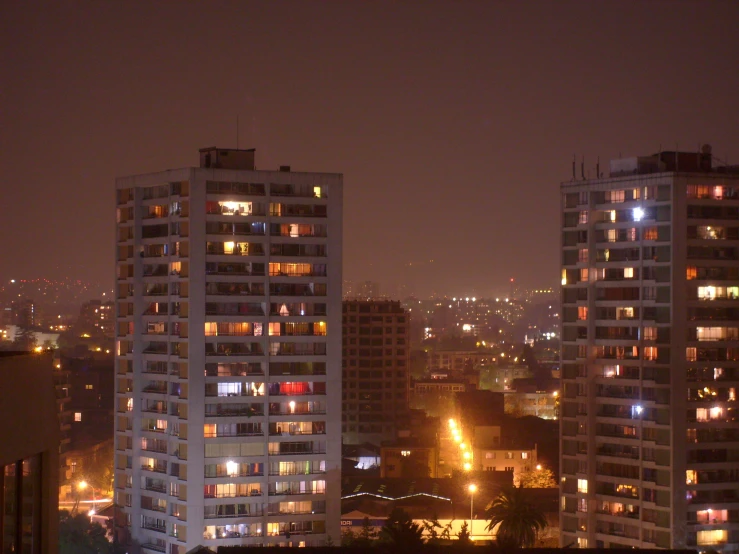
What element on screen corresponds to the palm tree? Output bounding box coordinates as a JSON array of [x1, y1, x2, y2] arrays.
[[485, 485, 547, 548]]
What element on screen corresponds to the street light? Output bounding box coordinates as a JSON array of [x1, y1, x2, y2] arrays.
[[468, 484, 477, 540]]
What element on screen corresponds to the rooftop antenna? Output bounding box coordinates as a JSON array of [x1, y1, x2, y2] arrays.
[[572, 155, 576, 181], [236, 115, 240, 149], [596, 157, 600, 178], [581, 156, 585, 180]]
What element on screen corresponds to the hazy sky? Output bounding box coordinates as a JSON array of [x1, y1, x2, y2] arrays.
[[1, 0, 737, 297]]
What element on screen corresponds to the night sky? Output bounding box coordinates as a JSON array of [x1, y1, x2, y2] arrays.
[[1, 1, 737, 298]]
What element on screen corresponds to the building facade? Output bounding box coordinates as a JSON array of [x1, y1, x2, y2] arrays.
[[341, 300, 410, 446], [559, 148, 739, 550], [114, 147, 342, 552], [0, 352, 59, 554]]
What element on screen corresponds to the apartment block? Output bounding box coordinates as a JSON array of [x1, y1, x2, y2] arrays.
[[0, 352, 59, 554], [114, 147, 342, 552], [559, 146, 739, 550], [342, 300, 410, 446]]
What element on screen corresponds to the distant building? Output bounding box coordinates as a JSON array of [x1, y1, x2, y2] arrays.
[[413, 378, 467, 394], [427, 349, 495, 373], [380, 439, 439, 478], [0, 352, 59, 554], [342, 300, 410, 446], [78, 299, 115, 337], [11, 298, 35, 328], [504, 389, 558, 420], [65, 354, 115, 449], [472, 425, 538, 485]]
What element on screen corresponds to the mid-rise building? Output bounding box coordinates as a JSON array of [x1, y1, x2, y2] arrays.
[[342, 300, 409, 445], [559, 146, 739, 550], [79, 300, 116, 337], [114, 147, 342, 552]]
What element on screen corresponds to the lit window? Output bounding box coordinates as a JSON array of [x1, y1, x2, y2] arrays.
[[521, 452, 529, 459], [578, 211, 588, 224], [85, 384, 93, 390], [686, 470, 696, 485], [643, 227, 658, 240], [686, 266, 697, 280], [697, 530, 728, 546], [577, 479, 588, 493], [313, 186, 322, 198], [74, 412, 82, 422], [400, 450, 411, 457], [577, 307, 588, 320], [624, 267, 634, 279]]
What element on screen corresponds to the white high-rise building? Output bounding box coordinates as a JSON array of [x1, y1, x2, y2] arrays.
[[559, 146, 739, 550], [114, 147, 342, 552]]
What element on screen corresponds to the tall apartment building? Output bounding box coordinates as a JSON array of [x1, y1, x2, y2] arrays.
[[342, 300, 410, 446], [559, 146, 739, 550], [114, 147, 342, 552]]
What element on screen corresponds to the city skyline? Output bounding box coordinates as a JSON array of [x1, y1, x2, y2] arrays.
[[2, 1, 738, 296]]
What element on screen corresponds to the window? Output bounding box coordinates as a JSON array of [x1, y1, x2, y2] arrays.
[[578, 307, 588, 320], [577, 479, 588, 493], [687, 266, 697, 280], [85, 384, 93, 390], [485, 452, 495, 459], [697, 530, 728, 546], [623, 267, 634, 279], [505, 452, 513, 459], [578, 211, 588, 224], [643, 227, 658, 240], [521, 452, 529, 459], [74, 412, 82, 422]]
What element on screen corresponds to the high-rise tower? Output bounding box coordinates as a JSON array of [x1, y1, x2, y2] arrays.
[[114, 147, 342, 552], [559, 146, 739, 550]]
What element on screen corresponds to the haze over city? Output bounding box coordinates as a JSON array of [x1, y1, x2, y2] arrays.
[[2, 1, 738, 296], [3, 2, 739, 552]]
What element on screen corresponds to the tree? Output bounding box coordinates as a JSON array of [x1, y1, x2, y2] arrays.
[[341, 517, 378, 548], [59, 509, 112, 554], [422, 514, 443, 544], [456, 521, 471, 545], [13, 327, 37, 351], [518, 466, 557, 488], [485, 485, 547, 548], [379, 507, 424, 549]]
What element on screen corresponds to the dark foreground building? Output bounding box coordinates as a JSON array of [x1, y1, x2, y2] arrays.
[[0, 352, 59, 554]]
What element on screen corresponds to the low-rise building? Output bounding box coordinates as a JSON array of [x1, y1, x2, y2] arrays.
[[380, 440, 439, 478]]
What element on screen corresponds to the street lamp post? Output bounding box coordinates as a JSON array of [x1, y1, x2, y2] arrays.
[[468, 483, 477, 540]]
